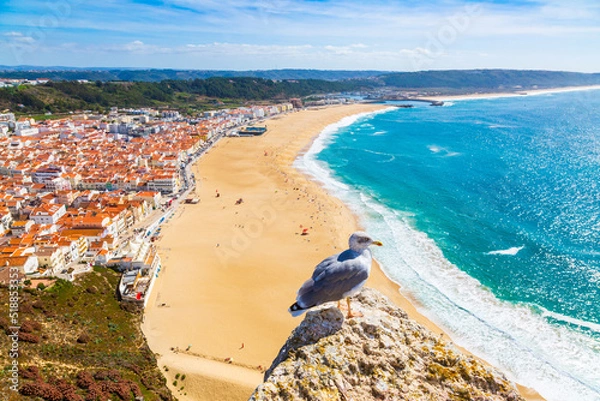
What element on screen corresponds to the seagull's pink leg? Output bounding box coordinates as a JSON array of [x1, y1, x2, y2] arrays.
[[346, 297, 363, 318]]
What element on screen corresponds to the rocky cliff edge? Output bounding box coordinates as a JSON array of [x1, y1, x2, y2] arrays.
[[250, 288, 524, 401]]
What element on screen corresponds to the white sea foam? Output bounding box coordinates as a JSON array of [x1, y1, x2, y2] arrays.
[[371, 130, 387, 136], [487, 246, 525, 256], [296, 110, 600, 401], [541, 308, 600, 333], [443, 101, 455, 107], [428, 145, 461, 157], [362, 148, 396, 163], [294, 107, 394, 187], [428, 145, 442, 153]]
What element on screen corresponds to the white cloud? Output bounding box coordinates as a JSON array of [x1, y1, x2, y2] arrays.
[[2, 31, 36, 44], [323, 45, 353, 56], [399, 47, 437, 57], [124, 40, 146, 51], [87, 41, 315, 58], [184, 42, 313, 56], [92, 41, 436, 63], [2, 0, 600, 70], [63, 39, 451, 68], [538, 0, 600, 20]]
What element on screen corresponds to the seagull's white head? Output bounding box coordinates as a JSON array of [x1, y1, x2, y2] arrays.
[[348, 231, 383, 252]]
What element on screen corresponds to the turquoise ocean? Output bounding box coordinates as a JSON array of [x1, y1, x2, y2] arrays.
[[295, 90, 600, 401]]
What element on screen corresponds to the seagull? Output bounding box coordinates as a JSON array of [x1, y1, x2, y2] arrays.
[[289, 231, 383, 318]]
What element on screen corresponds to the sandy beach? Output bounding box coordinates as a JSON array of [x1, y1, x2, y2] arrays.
[[142, 103, 543, 401]]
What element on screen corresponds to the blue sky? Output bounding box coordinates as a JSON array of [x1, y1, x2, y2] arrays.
[[0, 0, 599, 71]]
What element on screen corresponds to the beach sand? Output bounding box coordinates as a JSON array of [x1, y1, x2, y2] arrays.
[[142, 103, 543, 401]]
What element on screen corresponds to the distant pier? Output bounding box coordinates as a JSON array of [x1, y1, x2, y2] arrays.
[[365, 96, 444, 107], [402, 98, 445, 106]]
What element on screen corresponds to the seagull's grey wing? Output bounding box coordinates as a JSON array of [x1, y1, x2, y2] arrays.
[[311, 249, 356, 282], [296, 250, 369, 308]]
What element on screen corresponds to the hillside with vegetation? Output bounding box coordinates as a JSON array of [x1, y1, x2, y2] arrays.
[[0, 268, 172, 401], [2, 67, 600, 87], [378, 69, 600, 91], [2, 69, 600, 116], [0, 77, 371, 115]]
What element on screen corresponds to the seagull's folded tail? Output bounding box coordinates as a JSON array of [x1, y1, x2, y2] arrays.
[[288, 302, 310, 317]]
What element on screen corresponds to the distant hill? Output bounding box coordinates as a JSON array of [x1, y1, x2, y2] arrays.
[[1, 67, 600, 89], [379, 69, 600, 91], [0, 67, 389, 82]]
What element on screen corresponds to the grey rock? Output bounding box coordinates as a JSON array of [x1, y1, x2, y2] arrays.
[[250, 288, 525, 401]]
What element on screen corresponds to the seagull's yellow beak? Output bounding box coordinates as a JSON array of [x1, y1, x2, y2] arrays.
[[372, 240, 383, 246]]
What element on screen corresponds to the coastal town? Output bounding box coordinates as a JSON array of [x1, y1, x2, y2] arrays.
[[3, 0, 600, 397], [0, 100, 298, 305]]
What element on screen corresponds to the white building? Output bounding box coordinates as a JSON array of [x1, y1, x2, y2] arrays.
[[15, 127, 39, 137], [0, 256, 39, 275], [146, 173, 180, 194], [162, 110, 180, 119], [32, 166, 65, 183], [43, 177, 72, 191], [30, 204, 67, 225]]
